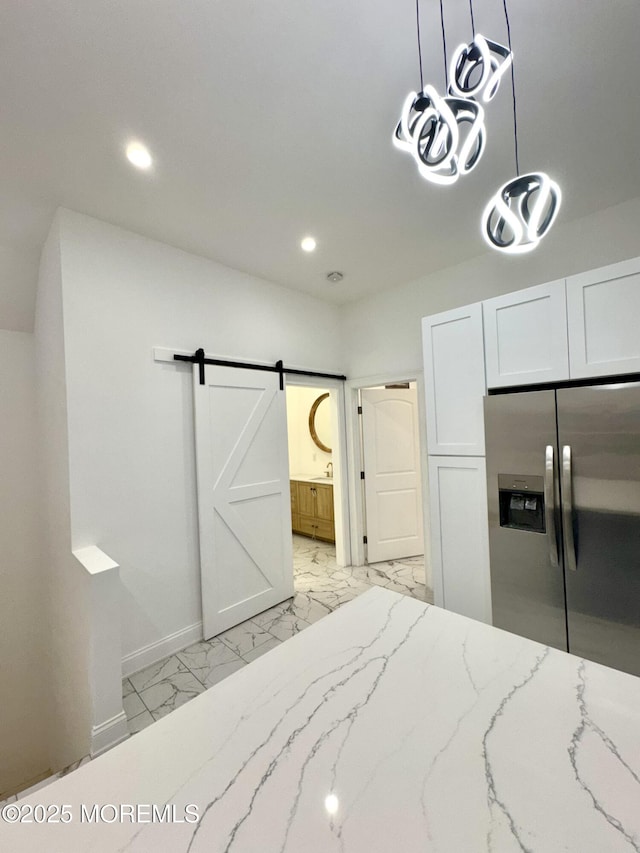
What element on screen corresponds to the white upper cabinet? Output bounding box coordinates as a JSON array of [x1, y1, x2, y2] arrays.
[[483, 280, 569, 388], [422, 303, 486, 456], [567, 257, 640, 379]]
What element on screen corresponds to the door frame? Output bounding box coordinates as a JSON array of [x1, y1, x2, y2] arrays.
[[284, 373, 351, 568], [345, 371, 430, 580]]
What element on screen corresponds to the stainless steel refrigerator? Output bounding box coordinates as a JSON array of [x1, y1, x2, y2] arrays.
[[484, 383, 640, 678]]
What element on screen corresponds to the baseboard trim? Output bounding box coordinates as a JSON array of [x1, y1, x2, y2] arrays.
[[91, 712, 129, 757], [122, 621, 203, 678]]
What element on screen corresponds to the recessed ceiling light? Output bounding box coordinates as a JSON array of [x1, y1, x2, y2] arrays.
[[126, 141, 153, 170], [300, 236, 317, 252]]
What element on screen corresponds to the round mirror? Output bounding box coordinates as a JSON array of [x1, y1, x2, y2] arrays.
[[309, 393, 332, 453]]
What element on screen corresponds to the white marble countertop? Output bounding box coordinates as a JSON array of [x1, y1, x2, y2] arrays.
[[290, 473, 333, 483], [4, 587, 640, 852]]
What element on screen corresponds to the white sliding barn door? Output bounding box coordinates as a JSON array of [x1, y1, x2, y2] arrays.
[[361, 386, 424, 564], [193, 365, 294, 638]]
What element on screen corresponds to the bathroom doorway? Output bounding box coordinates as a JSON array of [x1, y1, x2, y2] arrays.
[[284, 377, 350, 567], [282, 378, 359, 620]]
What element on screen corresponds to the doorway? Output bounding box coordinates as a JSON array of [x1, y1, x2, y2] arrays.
[[347, 375, 432, 603], [284, 376, 349, 566], [283, 378, 360, 619], [283, 376, 432, 618]]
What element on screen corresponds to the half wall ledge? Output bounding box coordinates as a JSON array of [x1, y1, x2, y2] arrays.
[[72, 546, 128, 757]]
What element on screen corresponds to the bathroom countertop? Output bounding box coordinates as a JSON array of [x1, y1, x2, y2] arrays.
[[290, 473, 333, 483], [5, 587, 640, 852]]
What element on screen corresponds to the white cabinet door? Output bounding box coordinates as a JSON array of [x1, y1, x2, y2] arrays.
[[422, 303, 486, 456], [567, 257, 640, 378], [193, 365, 294, 639], [483, 280, 569, 388], [428, 455, 491, 624], [361, 386, 424, 564]]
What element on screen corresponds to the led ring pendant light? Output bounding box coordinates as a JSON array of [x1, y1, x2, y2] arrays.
[[481, 0, 561, 254], [393, 86, 486, 185], [449, 34, 512, 103], [393, 0, 562, 255], [392, 0, 489, 185], [482, 172, 562, 254]]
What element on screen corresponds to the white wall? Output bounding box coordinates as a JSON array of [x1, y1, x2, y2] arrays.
[[286, 385, 332, 477], [0, 330, 49, 797], [34, 216, 92, 773], [0, 243, 41, 333], [57, 209, 344, 664], [342, 196, 640, 379]]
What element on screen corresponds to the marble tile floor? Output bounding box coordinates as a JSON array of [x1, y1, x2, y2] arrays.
[[1, 536, 430, 803], [122, 535, 432, 736]]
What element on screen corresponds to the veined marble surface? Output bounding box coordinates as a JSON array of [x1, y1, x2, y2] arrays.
[[4, 587, 640, 852]]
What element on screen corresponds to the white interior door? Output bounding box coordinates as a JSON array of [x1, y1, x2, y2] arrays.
[[361, 386, 424, 563], [193, 364, 294, 638]]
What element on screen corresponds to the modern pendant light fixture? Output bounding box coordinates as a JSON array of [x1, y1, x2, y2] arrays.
[[393, 0, 488, 186], [482, 172, 561, 255], [449, 34, 512, 103], [394, 85, 485, 185], [393, 0, 561, 256], [481, 0, 561, 254]]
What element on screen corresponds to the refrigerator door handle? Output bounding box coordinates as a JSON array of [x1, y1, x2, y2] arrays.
[[562, 445, 578, 572], [545, 445, 559, 567]]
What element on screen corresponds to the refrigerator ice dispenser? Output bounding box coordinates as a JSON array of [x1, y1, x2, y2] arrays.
[[498, 474, 545, 533]]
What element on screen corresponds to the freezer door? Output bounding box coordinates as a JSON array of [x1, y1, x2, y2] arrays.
[[484, 391, 568, 650], [557, 384, 640, 677]]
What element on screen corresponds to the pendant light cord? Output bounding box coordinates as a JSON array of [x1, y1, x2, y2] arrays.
[[469, 0, 476, 37], [416, 0, 424, 92], [502, 0, 520, 176], [439, 0, 448, 89]]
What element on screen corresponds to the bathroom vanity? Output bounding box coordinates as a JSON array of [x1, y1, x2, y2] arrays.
[[290, 476, 335, 542]]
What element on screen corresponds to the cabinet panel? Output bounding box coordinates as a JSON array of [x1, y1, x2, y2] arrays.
[[297, 482, 316, 516], [296, 515, 317, 538], [567, 257, 640, 378], [422, 304, 486, 456], [483, 280, 569, 388], [428, 456, 491, 624], [290, 480, 335, 542], [313, 519, 335, 541], [315, 484, 334, 521]]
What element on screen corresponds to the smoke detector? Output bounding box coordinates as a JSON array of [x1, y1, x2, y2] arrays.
[[326, 271, 344, 283]]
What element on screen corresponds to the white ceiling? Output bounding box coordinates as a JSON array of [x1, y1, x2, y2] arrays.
[[1, 0, 640, 329]]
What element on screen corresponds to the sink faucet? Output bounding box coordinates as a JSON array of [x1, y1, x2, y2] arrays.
[[326, 462, 333, 478]]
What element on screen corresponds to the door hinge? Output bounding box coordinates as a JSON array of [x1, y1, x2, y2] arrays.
[[357, 405, 362, 415], [363, 535, 368, 544], [360, 471, 365, 480]]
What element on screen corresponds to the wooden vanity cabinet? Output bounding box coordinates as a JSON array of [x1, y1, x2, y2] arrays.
[[290, 481, 300, 532], [290, 480, 335, 542]]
